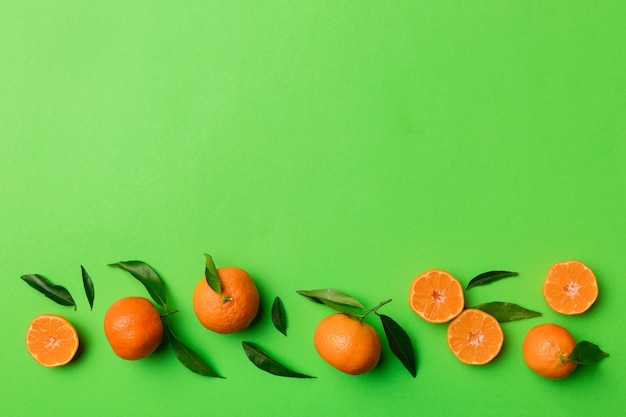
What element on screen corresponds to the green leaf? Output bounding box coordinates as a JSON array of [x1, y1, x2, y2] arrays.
[[466, 270, 519, 290], [242, 342, 315, 378], [271, 297, 287, 336], [164, 321, 223, 378], [108, 260, 167, 309], [567, 341, 610, 365], [473, 302, 541, 322], [204, 253, 221, 294], [81, 265, 95, 310], [21, 274, 76, 309], [379, 314, 417, 377], [296, 289, 365, 309]]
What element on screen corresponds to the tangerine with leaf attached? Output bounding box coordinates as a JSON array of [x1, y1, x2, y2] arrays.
[[193, 267, 260, 334]]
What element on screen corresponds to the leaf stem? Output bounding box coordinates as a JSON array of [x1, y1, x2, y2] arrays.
[[160, 309, 180, 319], [359, 298, 392, 322]]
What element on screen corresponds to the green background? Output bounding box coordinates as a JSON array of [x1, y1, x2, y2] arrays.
[[1, 1, 624, 416]]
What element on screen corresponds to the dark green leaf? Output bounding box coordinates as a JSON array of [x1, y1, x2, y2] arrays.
[[81, 265, 95, 310], [466, 270, 519, 290], [296, 289, 364, 309], [21, 274, 76, 309], [271, 297, 287, 336], [242, 342, 314, 378], [379, 314, 417, 377], [164, 321, 223, 378], [204, 253, 221, 294], [567, 341, 610, 365], [108, 260, 167, 309], [473, 302, 541, 322]]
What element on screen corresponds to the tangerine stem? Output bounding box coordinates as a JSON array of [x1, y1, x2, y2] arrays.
[[359, 298, 393, 322], [160, 309, 179, 319]]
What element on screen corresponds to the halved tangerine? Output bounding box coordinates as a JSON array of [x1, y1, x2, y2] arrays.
[[26, 314, 79, 367], [409, 269, 464, 323], [447, 308, 503, 365], [543, 260, 598, 315]]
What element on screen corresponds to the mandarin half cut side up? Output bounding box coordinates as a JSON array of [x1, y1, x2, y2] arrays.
[[26, 314, 79, 367], [409, 269, 465, 323], [447, 308, 503, 365], [543, 260, 598, 315]]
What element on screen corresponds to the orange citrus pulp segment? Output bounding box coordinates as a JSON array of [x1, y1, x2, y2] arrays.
[[447, 309, 503, 365], [543, 260, 598, 315], [409, 269, 465, 323], [26, 314, 79, 367]]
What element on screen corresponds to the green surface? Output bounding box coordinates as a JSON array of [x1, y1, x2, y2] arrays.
[[2, 1, 625, 416]]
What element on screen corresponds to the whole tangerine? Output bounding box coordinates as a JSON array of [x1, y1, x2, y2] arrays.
[[192, 267, 259, 334], [104, 296, 164, 360], [313, 313, 381, 375], [522, 323, 578, 379]]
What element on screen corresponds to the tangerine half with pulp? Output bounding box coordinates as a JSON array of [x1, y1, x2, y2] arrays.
[[543, 260, 598, 315], [447, 308, 503, 365], [409, 269, 465, 323], [522, 323, 578, 379], [103, 296, 164, 360], [26, 314, 79, 367], [313, 313, 382, 375], [193, 266, 259, 334]]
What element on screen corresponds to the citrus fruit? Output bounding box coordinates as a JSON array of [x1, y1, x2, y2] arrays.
[[522, 323, 577, 379], [409, 269, 465, 323], [103, 296, 164, 360], [543, 260, 598, 315], [193, 266, 259, 334], [447, 308, 504, 365], [26, 314, 79, 367], [313, 313, 381, 375]]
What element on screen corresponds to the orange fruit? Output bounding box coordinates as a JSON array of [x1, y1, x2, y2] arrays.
[[522, 323, 577, 379], [543, 260, 598, 315], [447, 308, 504, 365], [26, 314, 79, 367], [103, 296, 164, 360], [192, 267, 260, 334], [313, 313, 382, 375], [409, 269, 465, 323]]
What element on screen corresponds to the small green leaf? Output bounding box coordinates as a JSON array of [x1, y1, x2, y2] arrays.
[[473, 301, 541, 322], [204, 253, 221, 294], [379, 314, 417, 377], [567, 341, 610, 365], [296, 289, 365, 309], [108, 260, 167, 309], [21, 274, 76, 309], [242, 342, 315, 378], [81, 265, 95, 310], [466, 270, 519, 290], [271, 297, 287, 336], [164, 321, 223, 378]]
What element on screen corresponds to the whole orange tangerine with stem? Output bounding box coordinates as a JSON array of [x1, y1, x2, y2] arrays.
[[104, 296, 164, 360], [447, 308, 504, 365], [409, 269, 465, 323], [26, 314, 79, 367], [522, 323, 578, 379], [543, 260, 598, 315], [193, 267, 259, 334], [314, 313, 382, 375]]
